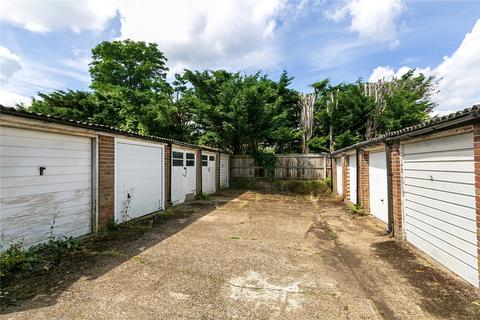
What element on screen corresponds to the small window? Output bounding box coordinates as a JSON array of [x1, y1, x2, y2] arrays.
[[173, 159, 184, 166], [186, 153, 195, 160], [209, 156, 215, 161], [202, 160, 208, 166], [201, 155, 208, 161], [186, 160, 195, 167], [173, 151, 183, 159]]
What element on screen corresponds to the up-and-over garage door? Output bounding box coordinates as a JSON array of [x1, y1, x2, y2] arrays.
[[336, 157, 343, 195], [0, 127, 92, 248], [115, 139, 164, 223], [403, 132, 478, 287], [349, 154, 357, 205]]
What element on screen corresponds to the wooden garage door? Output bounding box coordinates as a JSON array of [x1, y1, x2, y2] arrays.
[[220, 154, 229, 189], [403, 132, 478, 287], [0, 127, 92, 249], [202, 152, 216, 194], [115, 139, 164, 223]]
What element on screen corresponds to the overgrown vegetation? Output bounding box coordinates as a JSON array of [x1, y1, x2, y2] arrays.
[[0, 237, 82, 281], [347, 203, 365, 216], [272, 179, 331, 195], [23, 40, 438, 154]]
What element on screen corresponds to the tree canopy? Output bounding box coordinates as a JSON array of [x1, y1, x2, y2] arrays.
[[27, 40, 437, 154]]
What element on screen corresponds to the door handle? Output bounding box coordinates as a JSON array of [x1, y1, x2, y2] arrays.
[[183, 167, 187, 177]]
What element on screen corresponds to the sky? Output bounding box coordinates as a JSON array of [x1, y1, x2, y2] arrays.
[[0, 0, 479, 115]]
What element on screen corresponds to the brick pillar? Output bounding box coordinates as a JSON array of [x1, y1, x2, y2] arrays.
[[389, 142, 403, 238], [98, 135, 114, 229], [358, 150, 370, 213], [343, 155, 349, 202], [473, 124, 480, 285], [164, 144, 171, 207], [332, 156, 337, 194]]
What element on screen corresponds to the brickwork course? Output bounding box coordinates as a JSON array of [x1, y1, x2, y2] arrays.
[[98, 135, 115, 229]]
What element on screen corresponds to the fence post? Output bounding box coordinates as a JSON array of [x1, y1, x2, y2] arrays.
[[323, 154, 327, 179]]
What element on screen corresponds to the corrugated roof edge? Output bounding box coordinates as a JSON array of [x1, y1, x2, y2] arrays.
[[0, 105, 231, 154], [331, 104, 480, 155]]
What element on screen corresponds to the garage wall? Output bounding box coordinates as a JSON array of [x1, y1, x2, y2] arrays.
[[349, 153, 357, 205]]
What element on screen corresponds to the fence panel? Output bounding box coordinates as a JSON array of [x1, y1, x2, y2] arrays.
[[231, 154, 331, 179]]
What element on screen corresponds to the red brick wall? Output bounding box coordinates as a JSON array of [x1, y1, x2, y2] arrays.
[[389, 142, 402, 237], [164, 144, 171, 207], [473, 124, 480, 284], [98, 135, 115, 229], [343, 155, 349, 201], [358, 150, 370, 213]]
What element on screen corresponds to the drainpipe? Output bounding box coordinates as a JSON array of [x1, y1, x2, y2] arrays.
[[356, 147, 360, 206], [385, 143, 394, 235], [168, 143, 172, 206]]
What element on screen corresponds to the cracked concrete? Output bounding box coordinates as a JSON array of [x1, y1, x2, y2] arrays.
[[2, 190, 479, 319]]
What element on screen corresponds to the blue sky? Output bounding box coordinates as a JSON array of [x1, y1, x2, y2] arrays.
[[1, 0, 479, 114]]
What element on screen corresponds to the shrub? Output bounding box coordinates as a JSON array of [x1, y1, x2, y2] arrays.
[[231, 177, 258, 189], [0, 237, 82, 281], [272, 179, 331, 195], [196, 192, 210, 200]]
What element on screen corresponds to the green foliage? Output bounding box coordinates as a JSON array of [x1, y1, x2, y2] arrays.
[[272, 179, 331, 195], [0, 237, 82, 281], [26, 40, 436, 153], [253, 148, 277, 180], [196, 192, 210, 200], [231, 177, 258, 189], [347, 204, 365, 216]]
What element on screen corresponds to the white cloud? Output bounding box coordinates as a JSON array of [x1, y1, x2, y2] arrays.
[[326, 0, 404, 45], [368, 19, 480, 112], [0, 0, 117, 33], [368, 65, 432, 82], [0, 88, 31, 106], [0, 46, 22, 83], [115, 0, 285, 73]]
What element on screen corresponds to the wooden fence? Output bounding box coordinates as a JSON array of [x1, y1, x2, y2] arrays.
[[231, 154, 331, 180]]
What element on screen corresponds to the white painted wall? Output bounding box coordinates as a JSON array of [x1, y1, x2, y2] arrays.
[[349, 154, 357, 205], [0, 127, 92, 249], [171, 147, 197, 205], [368, 150, 388, 224], [403, 132, 478, 287], [336, 157, 343, 195], [220, 153, 230, 189], [115, 139, 164, 223], [202, 151, 216, 194]]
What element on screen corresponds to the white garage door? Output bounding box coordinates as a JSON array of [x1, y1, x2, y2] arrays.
[[115, 139, 164, 223], [336, 157, 343, 195], [202, 152, 216, 194], [403, 132, 478, 287], [220, 154, 230, 189], [0, 127, 92, 249], [171, 148, 197, 205], [368, 150, 388, 224], [349, 154, 357, 205]]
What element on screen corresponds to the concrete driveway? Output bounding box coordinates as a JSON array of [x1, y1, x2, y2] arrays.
[[2, 190, 479, 319]]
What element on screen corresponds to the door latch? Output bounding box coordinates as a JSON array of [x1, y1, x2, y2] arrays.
[[39, 166, 46, 176]]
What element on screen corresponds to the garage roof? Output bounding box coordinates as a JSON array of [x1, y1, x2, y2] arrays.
[[331, 104, 480, 155], [0, 105, 230, 154]]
